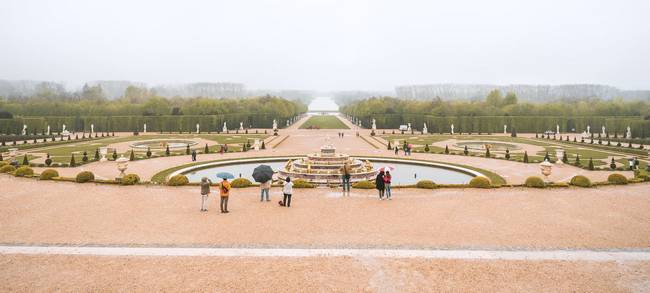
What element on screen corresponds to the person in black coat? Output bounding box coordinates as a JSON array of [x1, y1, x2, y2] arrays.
[[375, 171, 385, 200]]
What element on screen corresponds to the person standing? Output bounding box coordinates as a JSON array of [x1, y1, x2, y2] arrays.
[[200, 177, 212, 211], [220, 177, 231, 213], [260, 179, 271, 202], [191, 149, 197, 161], [340, 162, 351, 194], [394, 146, 399, 156], [383, 171, 392, 200], [281, 177, 293, 207], [375, 171, 385, 200]]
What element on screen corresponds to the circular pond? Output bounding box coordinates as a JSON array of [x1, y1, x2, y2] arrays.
[[455, 141, 519, 151], [175, 157, 478, 185], [131, 139, 198, 150]]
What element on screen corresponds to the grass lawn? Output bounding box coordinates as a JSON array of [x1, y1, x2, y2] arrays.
[[299, 115, 349, 129]]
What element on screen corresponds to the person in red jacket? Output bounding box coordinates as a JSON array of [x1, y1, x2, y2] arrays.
[[383, 171, 392, 200]]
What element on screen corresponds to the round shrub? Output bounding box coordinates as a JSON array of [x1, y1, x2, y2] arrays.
[[39, 169, 59, 180], [416, 180, 437, 189], [75, 171, 95, 183], [231, 178, 252, 188], [0, 161, 8, 167], [1, 165, 16, 173], [121, 174, 140, 185], [469, 176, 491, 188], [524, 176, 545, 188], [607, 173, 628, 185], [14, 166, 34, 177], [167, 174, 189, 186], [569, 175, 591, 187], [352, 180, 376, 189], [293, 179, 315, 188]]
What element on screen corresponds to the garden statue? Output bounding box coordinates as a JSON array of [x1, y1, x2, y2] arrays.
[[586, 125, 590, 135], [99, 147, 109, 162], [22, 124, 27, 135], [91, 124, 94, 134], [254, 139, 260, 151], [239, 122, 244, 130], [626, 126, 632, 138], [116, 155, 129, 180], [539, 160, 553, 182], [287, 120, 290, 127], [556, 124, 559, 135], [503, 124, 507, 134], [555, 148, 564, 165], [62, 124, 66, 133], [47, 125, 50, 135], [451, 124, 454, 134], [273, 119, 278, 131], [143, 123, 147, 133], [222, 122, 228, 132], [407, 123, 412, 132], [196, 123, 200, 134], [372, 119, 377, 131], [423, 123, 428, 134], [602, 125, 606, 136]]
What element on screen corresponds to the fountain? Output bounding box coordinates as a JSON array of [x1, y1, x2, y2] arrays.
[[277, 145, 377, 185]]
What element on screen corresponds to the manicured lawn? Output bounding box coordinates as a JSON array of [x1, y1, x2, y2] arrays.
[[299, 115, 349, 129]]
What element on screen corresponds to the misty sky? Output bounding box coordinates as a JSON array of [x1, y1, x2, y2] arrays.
[[1, 0, 649, 91]]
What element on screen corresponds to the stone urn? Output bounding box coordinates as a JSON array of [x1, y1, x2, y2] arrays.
[[116, 155, 129, 180], [540, 160, 553, 182]]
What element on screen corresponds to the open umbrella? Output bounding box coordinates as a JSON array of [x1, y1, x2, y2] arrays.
[[215, 172, 235, 179], [252, 165, 274, 183], [378, 166, 395, 172]]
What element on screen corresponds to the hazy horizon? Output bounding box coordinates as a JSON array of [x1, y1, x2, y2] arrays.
[[2, 0, 649, 91]]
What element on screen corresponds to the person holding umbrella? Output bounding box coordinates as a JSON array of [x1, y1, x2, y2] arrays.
[[253, 165, 274, 202], [216, 172, 234, 213], [375, 170, 385, 200]]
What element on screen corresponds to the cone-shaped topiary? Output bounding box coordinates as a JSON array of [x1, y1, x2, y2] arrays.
[[588, 157, 594, 170], [82, 151, 88, 162], [523, 151, 529, 163], [387, 141, 392, 150], [574, 154, 581, 166], [22, 154, 29, 165], [562, 152, 568, 163], [70, 154, 76, 167], [543, 152, 550, 162], [445, 145, 449, 154], [146, 147, 152, 158], [130, 150, 135, 161], [94, 148, 100, 160], [165, 145, 170, 156], [485, 147, 490, 158], [261, 141, 266, 150], [186, 144, 190, 155], [112, 150, 118, 160], [464, 145, 469, 155], [204, 144, 209, 154]]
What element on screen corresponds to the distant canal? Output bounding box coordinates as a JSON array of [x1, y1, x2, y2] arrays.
[[308, 97, 339, 114]]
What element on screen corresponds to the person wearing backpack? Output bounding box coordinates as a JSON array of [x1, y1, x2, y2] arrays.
[[200, 177, 212, 212], [219, 178, 231, 213]]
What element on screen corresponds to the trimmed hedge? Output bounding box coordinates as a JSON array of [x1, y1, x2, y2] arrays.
[[352, 180, 376, 189], [231, 178, 252, 188], [607, 173, 628, 185], [14, 166, 34, 177], [524, 176, 545, 188], [0, 161, 8, 167], [469, 176, 491, 188], [167, 174, 189, 186], [121, 174, 141, 185], [292, 179, 315, 188], [39, 169, 59, 180], [75, 171, 95, 183], [570, 175, 592, 187], [415, 180, 437, 189], [1, 165, 16, 173]]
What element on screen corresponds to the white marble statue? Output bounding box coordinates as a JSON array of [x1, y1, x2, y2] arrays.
[[602, 125, 606, 135], [556, 124, 560, 134], [626, 126, 632, 138], [451, 124, 454, 134], [503, 124, 507, 134], [287, 120, 290, 127], [272, 119, 277, 131], [62, 124, 66, 133], [372, 119, 377, 131], [22, 124, 27, 135], [91, 124, 94, 134], [196, 123, 200, 134], [46, 125, 50, 135], [423, 123, 428, 134], [143, 123, 147, 133], [222, 122, 228, 132], [239, 122, 244, 131], [586, 125, 591, 134], [407, 123, 412, 132]]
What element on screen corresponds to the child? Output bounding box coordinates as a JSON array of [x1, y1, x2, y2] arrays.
[[200, 177, 212, 211]]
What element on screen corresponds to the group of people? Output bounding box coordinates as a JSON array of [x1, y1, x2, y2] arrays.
[[375, 170, 392, 200], [394, 145, 412, 156], [199, 176, 294, 213], [337, 132, 345, 138]]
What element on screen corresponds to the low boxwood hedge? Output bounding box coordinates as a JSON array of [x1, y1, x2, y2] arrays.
[[469, 176, 491, 188], [352, 180, 376, 189], [231, 178, 252, 188], [607, 173, 628, 185], [569, 175, 592, 187], [14, 166, 34, 177], [524, 176, 545, 188], [292, 179, 315, 188], [121, 174, 140, 185], [39, 169, 59, 180], [1, 165, 16, 173], [167, 174, 189, 186], [415, 180, 437, 189], [75, 171, 95, 183]]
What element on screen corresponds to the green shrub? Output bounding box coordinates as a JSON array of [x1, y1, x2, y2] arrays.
[[469, 176, 491, 188], [121, 174, 140, 185], [0, 161, 8, 167], [75, 171, 95, 183], [524, 176, 545, 188], [293, 179, 315, 188], [231, 178, 252, 188], [352, 180, 376, 189], [1, 165, 16, 173], [416, 180, 437, 189], [607, 173, 628, 185], [22, 154, 29, 165], [39, 169, 59, 180], [569, 175, 591, 187], [167, 174, 189, 186], [14, 166, 34, 177]]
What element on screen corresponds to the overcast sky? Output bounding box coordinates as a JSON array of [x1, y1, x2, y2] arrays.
[[1, 0, 649, 91]]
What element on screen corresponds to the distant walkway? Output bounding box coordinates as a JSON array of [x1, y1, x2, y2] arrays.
[[2, 245, 649, 262]]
